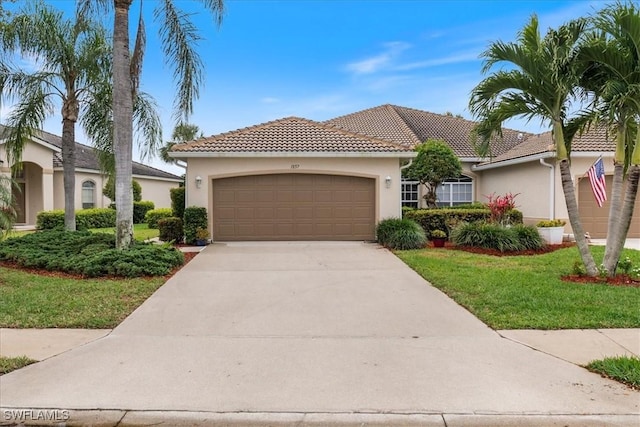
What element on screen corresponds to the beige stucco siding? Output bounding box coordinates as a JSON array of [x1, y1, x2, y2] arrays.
[[185, 157, 404, 231], [134, 176, 180, 209], [476, 161, 552, 225]]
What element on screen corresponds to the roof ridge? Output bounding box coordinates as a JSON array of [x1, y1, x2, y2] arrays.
[[383, 105, 422, 146], [191, 116, 308, 145], [312, 116, 412, 151]]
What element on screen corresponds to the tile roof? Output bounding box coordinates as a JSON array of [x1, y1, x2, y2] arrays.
[[325, 104, 531, 157], [0, 125, 181, 180], [171, 116, 412, 153], [484, 127, 617, 165]]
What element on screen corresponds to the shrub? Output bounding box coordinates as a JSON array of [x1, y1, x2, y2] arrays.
[[536, 219, 566, 227], [170, 187, 186, 220], [451, 222, 521, 252], [184, 206, 208, 245], [133, 201, 155, 224], [158, 217, 184, 243], [376, 218, 427, 250], [486, 192, 519, 225], [103, 177, 142, 202], [401, 206, 416, 217], [36, 208, 116, 230], [512, 224, 546, 250], [405, 207, 524, 237], [0, 230, 183, 277], [144, 208, 173, 229]]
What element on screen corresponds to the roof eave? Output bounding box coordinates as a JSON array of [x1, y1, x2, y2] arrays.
[[472, 152, 556, 171], [169, 151, 417, 159]]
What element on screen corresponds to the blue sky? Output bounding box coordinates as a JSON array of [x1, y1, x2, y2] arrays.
[[2, 0, 611, 175]]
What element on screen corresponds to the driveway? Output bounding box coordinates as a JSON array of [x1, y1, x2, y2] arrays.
[[1, 242, 638, 425]]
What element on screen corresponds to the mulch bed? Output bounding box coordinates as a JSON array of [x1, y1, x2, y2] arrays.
[[0, 250, 199, 281]]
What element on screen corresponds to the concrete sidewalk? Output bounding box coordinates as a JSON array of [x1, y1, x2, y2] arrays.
[[2, 327, 638, 366], [1, 242, 639, 426]]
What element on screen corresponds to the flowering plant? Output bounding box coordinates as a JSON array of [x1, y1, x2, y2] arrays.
[[486, 192, 519, 225]]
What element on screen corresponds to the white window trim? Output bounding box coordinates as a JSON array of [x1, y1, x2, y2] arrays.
[[401, 179, 420, 208], [436, 176, 474, 207], [81, 180, 96, 209]]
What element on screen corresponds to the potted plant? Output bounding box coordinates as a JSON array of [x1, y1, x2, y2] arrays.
[[431, 229, 447, 248], [195, 227, 210, 246], [536, 219, 566, 245]]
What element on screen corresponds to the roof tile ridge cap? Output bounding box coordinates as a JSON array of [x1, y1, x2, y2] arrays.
[[131, 159, 180, 176], [313, 119, 411, 151], [385, 104, 422, 146]]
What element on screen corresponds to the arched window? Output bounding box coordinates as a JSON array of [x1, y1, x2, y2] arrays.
[[436, 175, 473, 207], [82, 181, 96, 209]]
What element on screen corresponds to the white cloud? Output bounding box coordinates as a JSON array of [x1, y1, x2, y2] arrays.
[[260, 97, 280, 104], [345, 41, 411, 75], [395, 51, 481, 71]]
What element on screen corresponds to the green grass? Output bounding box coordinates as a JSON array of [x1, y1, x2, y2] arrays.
[[396, 246, 640, 330], [6, 223, 159, 241], [89, 223, 159, 241], [586, 356, 640, 389], [0, 267, 165, 328], [0, 355, 36, 375]]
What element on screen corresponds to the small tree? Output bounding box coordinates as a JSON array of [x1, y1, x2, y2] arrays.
[[403, 139, 462, 208], [103, 176, 142, 202]]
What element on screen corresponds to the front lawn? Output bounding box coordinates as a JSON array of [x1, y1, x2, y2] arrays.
[[586, 356, 640, 390], [6, 223, 159, 241], [0, 267, 165, 328], [396, 246, 640, 330]]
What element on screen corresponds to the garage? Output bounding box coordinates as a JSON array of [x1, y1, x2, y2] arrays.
[[212, 173, 376, 241], [578, 175, 640, 238]]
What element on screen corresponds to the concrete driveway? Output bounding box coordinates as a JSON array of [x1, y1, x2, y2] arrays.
[[1, 242, 638, 426]]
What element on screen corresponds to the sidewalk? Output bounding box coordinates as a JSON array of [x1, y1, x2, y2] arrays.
[[3, 327, 638, 366]]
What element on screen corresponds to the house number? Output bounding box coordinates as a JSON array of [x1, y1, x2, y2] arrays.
[[291, 164, 300, 169]]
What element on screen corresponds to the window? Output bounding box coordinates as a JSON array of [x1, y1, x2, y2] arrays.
[[436, 176, 473, 207], [401, 180, 419, 208], [82, 181, 96, 209]]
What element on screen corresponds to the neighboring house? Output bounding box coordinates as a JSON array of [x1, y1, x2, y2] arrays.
[[0, 125, 182, 226], [171, 104, 638, 241]]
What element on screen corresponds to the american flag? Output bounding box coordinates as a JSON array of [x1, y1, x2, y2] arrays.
[[587, 157, 607, 207]]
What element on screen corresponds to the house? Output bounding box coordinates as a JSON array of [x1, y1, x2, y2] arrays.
[[0, 125, 183, 226], [170, 104, 639, 240]]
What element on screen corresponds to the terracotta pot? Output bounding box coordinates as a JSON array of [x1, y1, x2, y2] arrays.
[[432, 238, 446, 248]]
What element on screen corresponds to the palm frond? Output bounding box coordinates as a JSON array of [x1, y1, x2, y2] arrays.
[[133, 91, 162, 161], [155, 0, 204, 122]]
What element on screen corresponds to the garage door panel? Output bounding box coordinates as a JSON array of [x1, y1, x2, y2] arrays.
[[579, 176, 639, 238], [212, 174, 375, 241]]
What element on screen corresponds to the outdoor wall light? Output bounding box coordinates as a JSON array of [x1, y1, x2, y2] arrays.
[[385, 175, 392, 188], [195, 175, 202, 189]]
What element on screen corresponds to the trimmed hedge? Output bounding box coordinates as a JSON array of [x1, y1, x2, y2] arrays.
[[158, 217, 184, 243], [0, 230, 184, 277], [144, 208, 173, 229], [184, 206, 208, 245], [133, 201, 155, 224], [450, 222, 544, 252], [36, 208, 116, 230], [404, 207, 522, 237], [170, 187, 185, 222]]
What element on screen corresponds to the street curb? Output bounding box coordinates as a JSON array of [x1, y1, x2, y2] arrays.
[[1, 409, 639, 427]]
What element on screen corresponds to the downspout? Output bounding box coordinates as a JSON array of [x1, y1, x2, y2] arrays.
[[400, 159, 414, 171], [539, 158, 555, 219]]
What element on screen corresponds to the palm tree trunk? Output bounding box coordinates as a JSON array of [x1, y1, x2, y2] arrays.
[[113, 0, 134, 249], [603, 163, 625, 274], [558, 159, 598, 276], [61, 116, 76, 231]]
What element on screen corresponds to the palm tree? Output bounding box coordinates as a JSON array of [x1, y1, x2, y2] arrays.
[[581, 2, 640, 275], [0, 175, 17, 238], [469, 16, 599, 276], [0, 1, 111, 231], [160, 123, 203, 164], [79, 0, 224, 249]]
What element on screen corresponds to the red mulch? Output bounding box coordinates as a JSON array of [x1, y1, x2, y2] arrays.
[[0, 249, 199, 281], [436, 242, 640, 288]]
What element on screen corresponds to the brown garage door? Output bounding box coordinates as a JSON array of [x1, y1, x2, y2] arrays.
[[578, 175, 640, 238], [212, 174, 376, 241]]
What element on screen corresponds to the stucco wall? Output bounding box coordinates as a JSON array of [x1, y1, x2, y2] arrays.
[[184, 157, 405, 231], [476, 160, 552, 225], [53, 171, 179, 211], [134, 176, 179, 209]]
